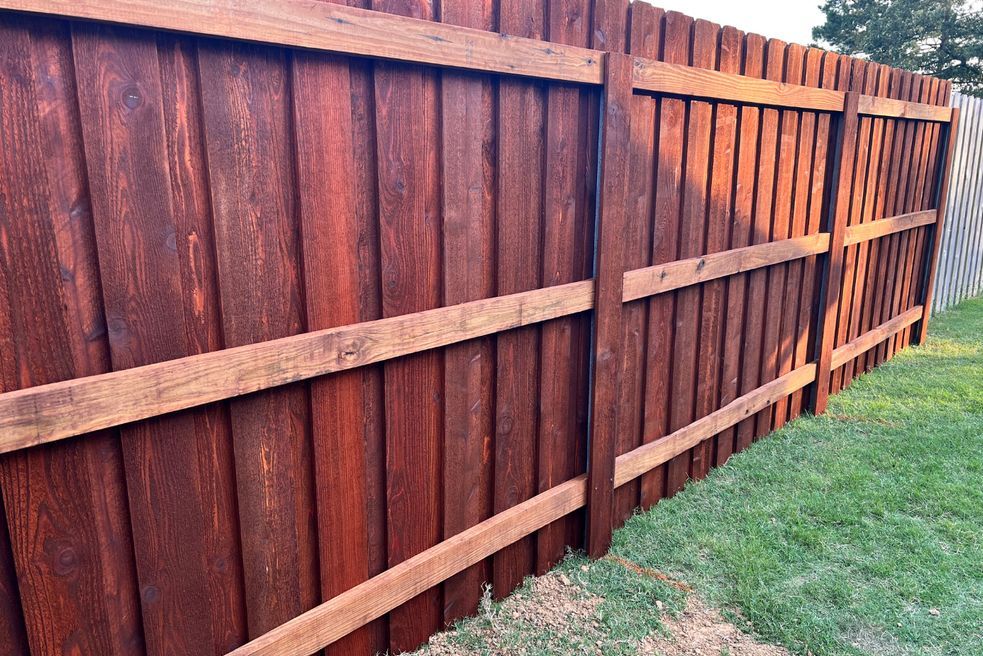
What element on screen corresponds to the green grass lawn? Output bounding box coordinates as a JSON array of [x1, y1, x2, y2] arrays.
[[415, 297, 983, 656], [610, 296, 983, 655]]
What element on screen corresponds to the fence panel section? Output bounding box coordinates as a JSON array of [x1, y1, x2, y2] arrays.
[[935, 92, 983, 313]]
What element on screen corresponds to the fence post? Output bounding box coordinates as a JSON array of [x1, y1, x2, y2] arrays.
[[914, 106, 961, 344], [811, 92, 860, 417], [585, 52, 632, 557]]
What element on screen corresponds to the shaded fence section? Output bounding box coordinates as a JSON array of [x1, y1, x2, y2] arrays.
[[0, 1, 956, 655], [935, 92, 983, 313]]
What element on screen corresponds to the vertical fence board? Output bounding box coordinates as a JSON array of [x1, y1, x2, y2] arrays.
[[536, 0, 593, 573], [769, 42, 805, 431], [788, 47, 831, 418], [720, 31, 763, 458], [492, 0, 544, 601], [0, 18, 144, 656], [586, 52, 631, 557], [73, 22, 249, 654], [661, 10, 695, 497], [198, 39, 320, 639], [372, 0, 445, 647], [616, 0, 661, 521], [699, 25, 740, 468], [438, 0, 497, 625], [740, 36, 780, 444], [292, 44, 386, 656], [669, 18, 715, 484], [812, 92, 860, 415]]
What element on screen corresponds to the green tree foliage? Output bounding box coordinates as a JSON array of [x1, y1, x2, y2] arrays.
[[813, 0, 983, 96]]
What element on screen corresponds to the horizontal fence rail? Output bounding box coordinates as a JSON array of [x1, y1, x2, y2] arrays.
[[0, 1, 958, 655]]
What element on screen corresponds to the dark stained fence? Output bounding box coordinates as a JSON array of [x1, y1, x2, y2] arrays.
[[0, 1, 957, 655]]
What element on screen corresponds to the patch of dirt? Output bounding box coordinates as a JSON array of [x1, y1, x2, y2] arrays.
[[416, 567, 791, 656], [421, 571, 604, 655], [603, 554, 693, 592], [639, 596, 791, 656]]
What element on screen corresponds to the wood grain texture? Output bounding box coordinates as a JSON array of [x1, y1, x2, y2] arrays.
[[831, 306, 923, 370], [0, 279, 593, 455], [622, 235, 831, 301], [858, 94, 951, 121], [720, 30, 764, 458], [844, 63, 886, 379], [884, 72, 919, 362], [634, 3, 672, 511], [585, 52, 631, 557], [692, 21, 738, 479], [758, 38, 798, 437], [856, 64, 894, 374], [438, 0, 496, 626], [661, 10, 697, 499], [833, 60, 873, 391], [812, 92, 861, 415], [536, 0, 594, 574], [73, 21, 245, 653], [291, 30, 385, 654], [871, 71, 908, 366], [614, 0, 661, 523], [0, 3, 956, 653], [0, 0, 602, 83], [227, 476, 588, 656], [735, 34, 780, 448], [916, 108, 960, 343], [0, 16, 143, 656], [632, 57, 844, 111], [773, 44, 810, 428], [492, 0, 546, 601], [788, 46, 830, 418], [843, 210, 937, 245], [615, 364, 818, 488], [372, 0, 443, 646], [197, 38, 319, 638]]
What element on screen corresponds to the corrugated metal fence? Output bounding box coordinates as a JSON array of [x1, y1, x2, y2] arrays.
[[935, 92, 983, 312]]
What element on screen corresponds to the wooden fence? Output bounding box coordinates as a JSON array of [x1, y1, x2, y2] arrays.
[[0, 1, 957, 655], [934, 91, 983, 313]]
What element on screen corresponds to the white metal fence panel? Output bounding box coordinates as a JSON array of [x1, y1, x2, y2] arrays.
[[935, 92, 983, 314]]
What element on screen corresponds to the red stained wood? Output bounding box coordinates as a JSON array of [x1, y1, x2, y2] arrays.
[[812, 92, 861, 415], [916, 94, 958, 343], [757, 39, 799, 436], [197, 39, 319, 638], [439, 0, 496, 625], [736, 35, 780, 448], [535, 0, 593, 573], [862, 67, 899, 371], [586, 52, 631, 556], [787, 47, 829, 418], [615, 3, 665, 523], [292, 35, 387, 654], [0, 4, 957, 654], [72, 22, 246, 654], [0, 16, 143, 656], [654, 10, 693, 498], [492, 0, 545, 602], [691, 22, 736, 478], [721, 31, 764, 458], [371, 0, 444, 649]]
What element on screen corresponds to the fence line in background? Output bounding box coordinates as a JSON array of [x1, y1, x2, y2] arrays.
[[935, 92, 983, 313]]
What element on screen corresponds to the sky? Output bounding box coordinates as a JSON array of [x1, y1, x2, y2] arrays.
[[645, 0, 827, 48]]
